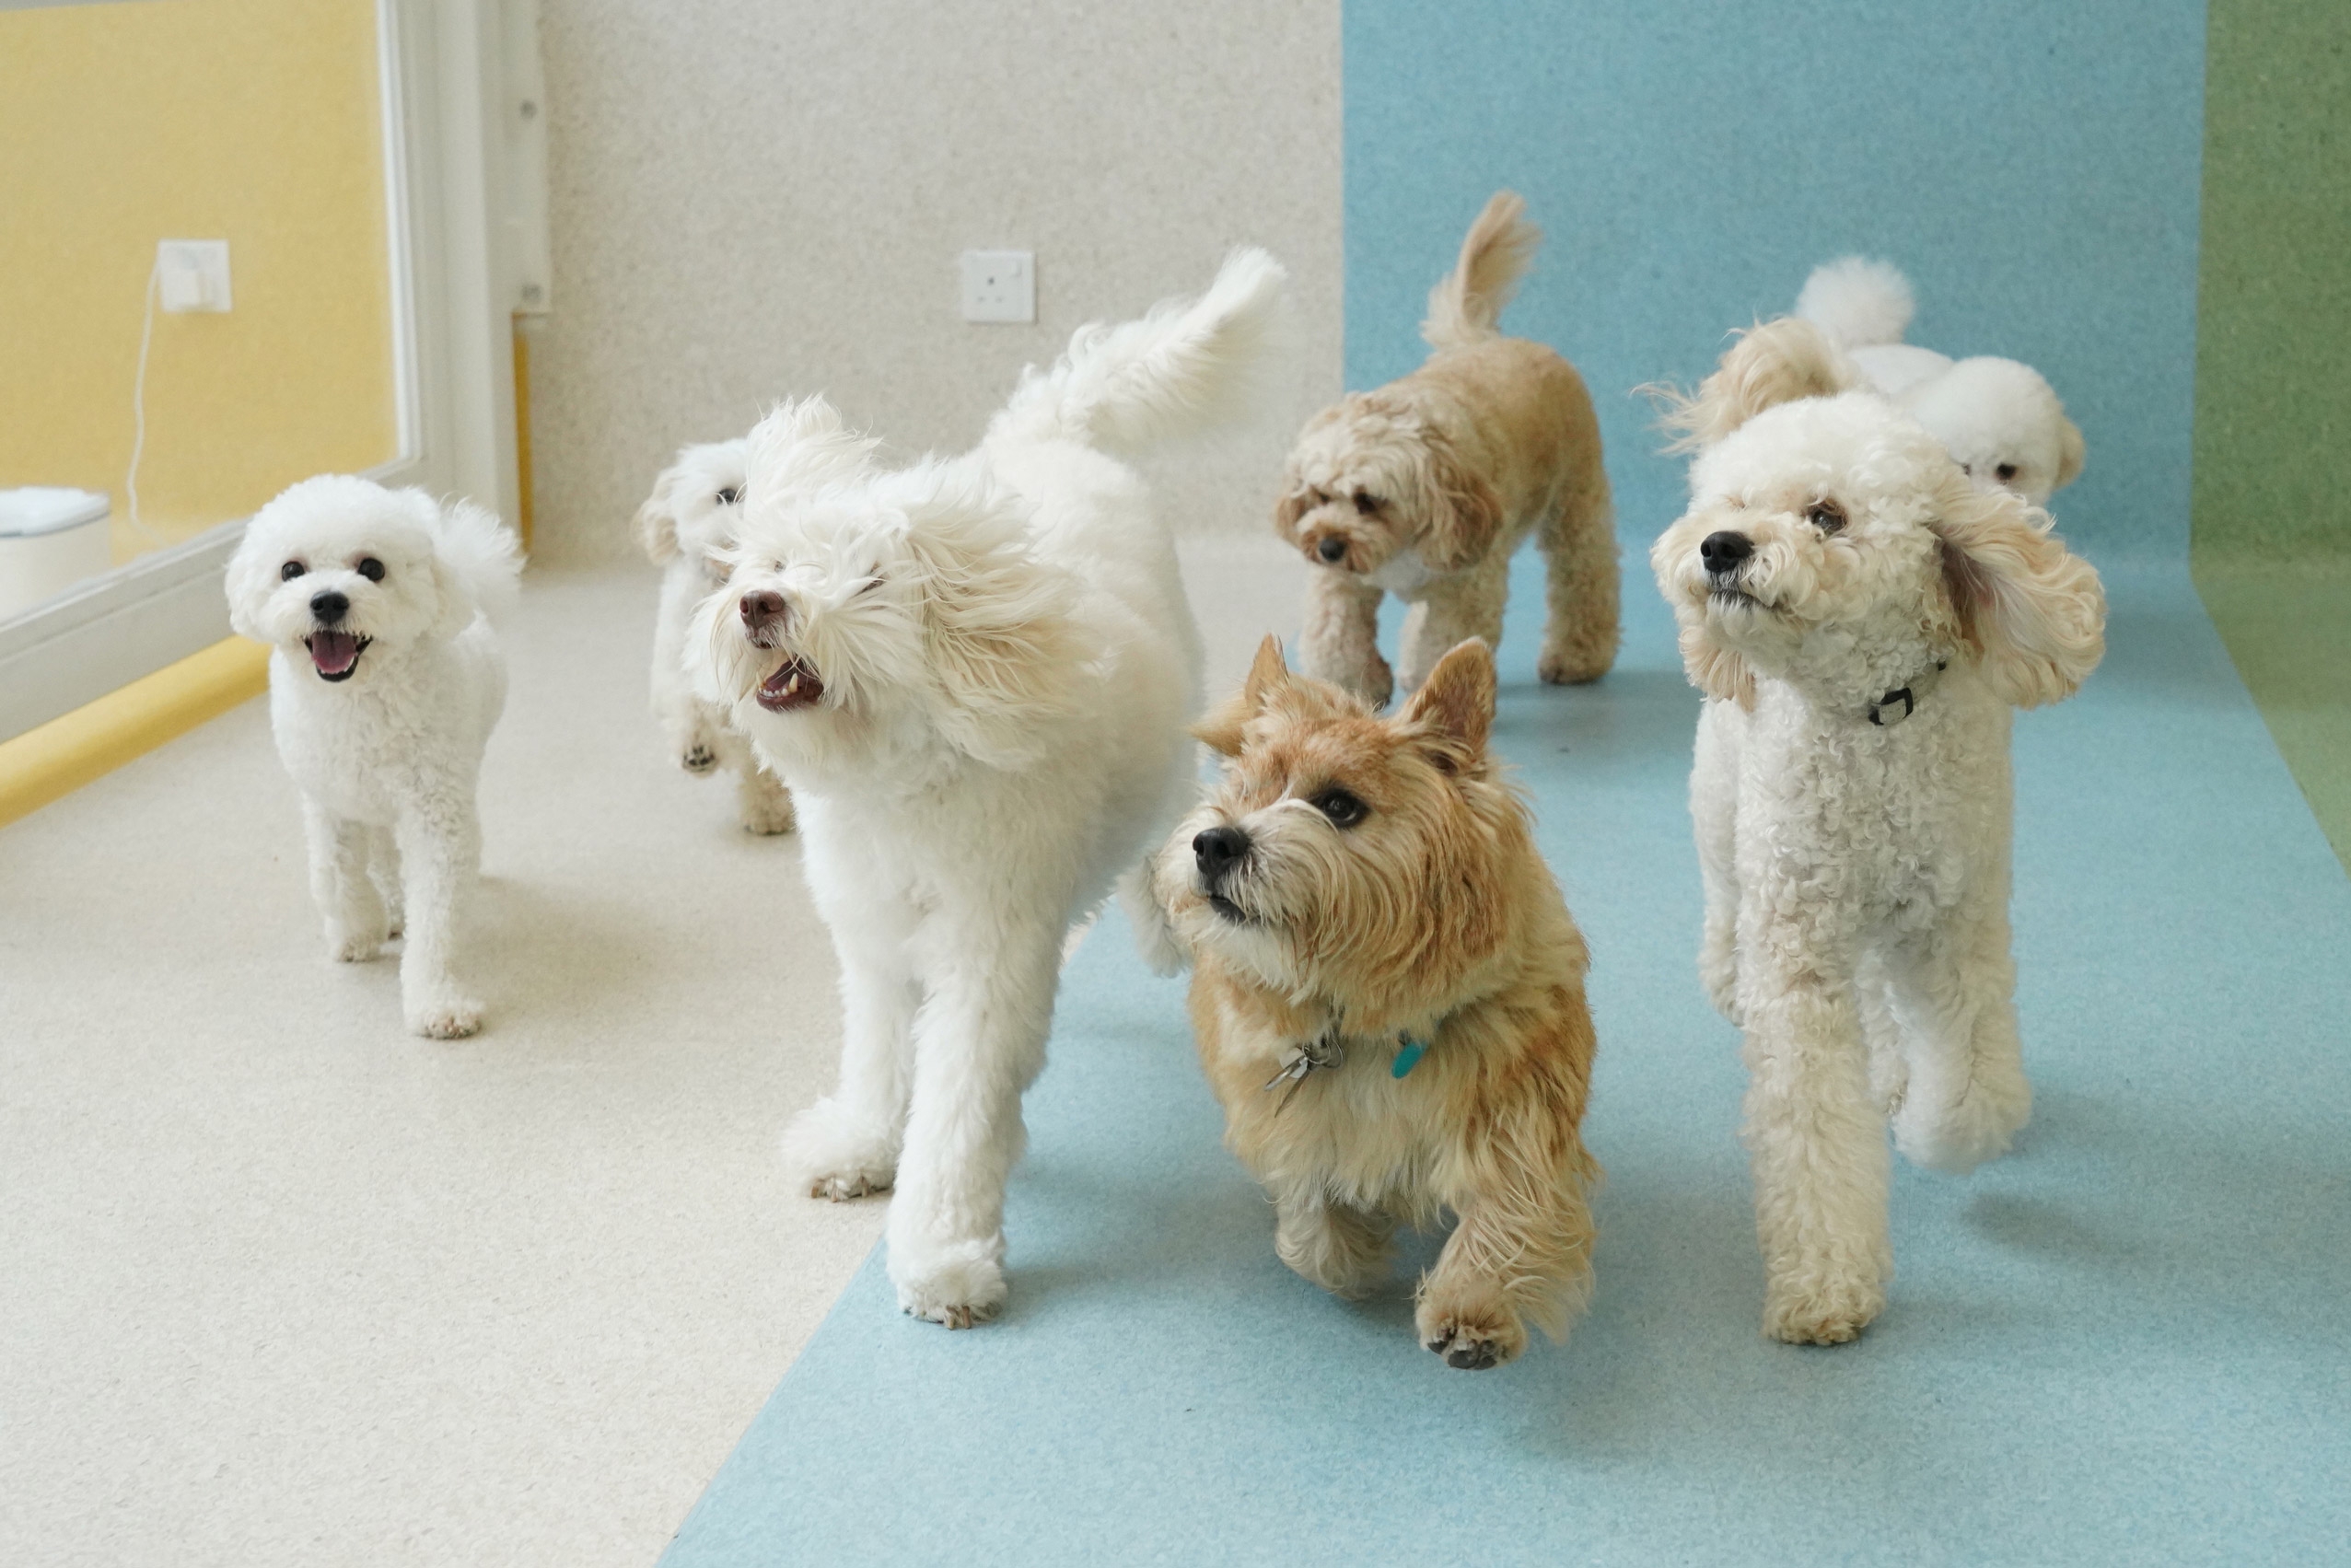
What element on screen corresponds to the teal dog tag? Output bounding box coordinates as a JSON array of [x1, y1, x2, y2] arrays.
[[1391, 1038, 1428, 1078]]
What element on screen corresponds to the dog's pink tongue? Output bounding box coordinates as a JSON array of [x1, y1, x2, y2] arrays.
[[309, 633, 360, 675]]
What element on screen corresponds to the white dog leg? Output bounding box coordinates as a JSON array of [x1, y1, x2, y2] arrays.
[[885, 920, 1063, 1328], [1401, 558, 1508, 697], [1299, 569, 1391, 707], [731, 757, 797, 836], [303, 799, 390, 962], [394, 800, 483, 1039], [1691, 707, 1743, 1023], [782, 912, 917, 1202], [1885, 918, 2031, 1174], [1740, 969, 1891, 1345], [369, 824, 403, 940]]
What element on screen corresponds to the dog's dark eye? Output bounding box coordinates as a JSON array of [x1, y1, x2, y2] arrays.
[[1994, 463, 2018, 482], [1309, 489, 1330, 507], [280, 561, 306, 581], [355, 557, 386, 582], [1311, 788, 1368, 829], [716, 487, 741, 506], [1806, 500, 1847, 535], [1352, 491, 1379, 516], [855, 574, 883, 597]]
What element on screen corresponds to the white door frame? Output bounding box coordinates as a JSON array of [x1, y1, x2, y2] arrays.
[[0, 0, 544, 742]]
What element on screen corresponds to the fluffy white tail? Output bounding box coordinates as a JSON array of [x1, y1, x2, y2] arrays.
[[436, 498, 524, 624], [1422, 191, 1542, 353], [1796, 256, 1915, 347], [991, 247, 1290, 457]]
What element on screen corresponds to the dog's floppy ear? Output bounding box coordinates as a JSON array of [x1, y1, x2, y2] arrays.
[[633, 473, 681, 563], [902, 485, 1083, 768], [1653, 318, 1858, 452], [1400, 637, 1496, 760], [428, 552, 478, 640], [1270, 463, 1314, 547], [1933, 479, 2105, 708], [1193, 634, 1290, 755], [1413, 425, 1505, 572], [223, 528, 276, 641], [2054, 414, 2087, 492]]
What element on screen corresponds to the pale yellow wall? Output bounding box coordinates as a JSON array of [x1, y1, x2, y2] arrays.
[[0, 0, 398, 563]]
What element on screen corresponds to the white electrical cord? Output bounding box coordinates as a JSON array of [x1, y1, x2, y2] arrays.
[[123, 255, 165, 545]]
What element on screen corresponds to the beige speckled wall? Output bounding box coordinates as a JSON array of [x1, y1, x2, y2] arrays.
[[528, 0, 1343, 565]]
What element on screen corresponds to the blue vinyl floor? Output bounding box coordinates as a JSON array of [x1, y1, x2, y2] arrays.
[[664, 551, 2351, 1567]]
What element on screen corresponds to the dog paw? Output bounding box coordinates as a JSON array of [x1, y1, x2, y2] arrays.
[[327, 928, 385, 963], [681, 744, 718, 774], [736, 787, 796, 836], [1415, 1291, 1527, 1370], [780, 1100, 897, 1201], [1536, 645, 1611, 686], [407, 997, 483, 1040], [1762, 1274, 1884, 1346], [892, 1249, 1008, 1330]]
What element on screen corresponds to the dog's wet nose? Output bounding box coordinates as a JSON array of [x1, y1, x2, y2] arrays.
[[309, 590, 350, 624], [1315, 536, 1348, 564], [739, 590, 787, 638], [1193, 824, 1251, 882], [1700, 531, 1753, 575]]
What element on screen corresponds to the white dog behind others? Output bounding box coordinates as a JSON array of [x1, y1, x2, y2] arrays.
[[227, 475, 523, 1039], [693, 249, 1290, 1329], [1796, 255, 2085, 508], [634, 438, 796, 834]]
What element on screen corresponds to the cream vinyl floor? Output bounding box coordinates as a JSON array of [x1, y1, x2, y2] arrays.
[[0, 537, 1305, 1568]]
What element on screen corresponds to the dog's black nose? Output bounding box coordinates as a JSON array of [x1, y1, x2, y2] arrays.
[[1193, 824, 1251, 883], [1700, 531, 1753, 575], [739, 590, 787, 637], [1315, 536, 1348, 564], [309, 590, 349, 624]]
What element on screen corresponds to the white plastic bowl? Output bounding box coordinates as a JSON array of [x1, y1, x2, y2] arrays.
[[0, 487, 113, 621]]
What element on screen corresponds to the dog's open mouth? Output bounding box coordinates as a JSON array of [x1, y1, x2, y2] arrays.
[[756, 656, 824, 713], [305, 632, 370, 681]]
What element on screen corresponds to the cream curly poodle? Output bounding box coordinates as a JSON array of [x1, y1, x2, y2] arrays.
[[1652, 319, 2105, 1345]]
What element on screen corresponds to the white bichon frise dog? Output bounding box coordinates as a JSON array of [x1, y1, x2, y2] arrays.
[[227, 475, 522, 1039], [1651, 319, 2105, 1345], [1797, 256, 2086, 507], [692, 250, 1290, 1328], [633, 439, 796, 834]]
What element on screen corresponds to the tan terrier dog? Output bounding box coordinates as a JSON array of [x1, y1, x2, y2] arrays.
[[1157, 635, 1601, 1368]]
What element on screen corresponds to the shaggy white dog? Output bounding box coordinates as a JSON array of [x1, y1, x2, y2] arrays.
[[227, 475, 522, 1039], [1797, 256, 2085, 507], [634, 439, 796, 834], [692, 250, 1289, 1327], [1652, 319, 2105, 1345]]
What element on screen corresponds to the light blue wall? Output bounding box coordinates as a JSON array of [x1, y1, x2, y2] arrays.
[[1344, 0, 2206, 560]]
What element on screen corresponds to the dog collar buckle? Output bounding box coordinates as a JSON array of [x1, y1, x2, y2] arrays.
[[1868, 659, 1948, 727], [1264, 1029, 1346, 1109]]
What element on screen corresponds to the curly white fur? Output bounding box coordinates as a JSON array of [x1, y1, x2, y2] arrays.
[[1797, 256, 2086, 506], [689, 250, 1289, 1328], [634, 439, 796, 833], [227, 475, 522, 1039], [1651, 335, 2104, 1345]]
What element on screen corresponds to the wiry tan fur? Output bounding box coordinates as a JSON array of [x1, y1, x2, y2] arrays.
[[1159, 637, 1601, 1368], [1274, 192, 1618, 705]]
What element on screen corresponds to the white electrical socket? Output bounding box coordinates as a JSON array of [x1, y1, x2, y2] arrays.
[[157, 240, 233, 313], [960, 250, 1034, 324]]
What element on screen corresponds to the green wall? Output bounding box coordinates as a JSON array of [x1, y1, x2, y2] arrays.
[[2194, 0, 2351, 871]]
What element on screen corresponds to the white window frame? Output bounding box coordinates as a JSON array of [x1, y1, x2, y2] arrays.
[[0, 0, 545, 742]]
